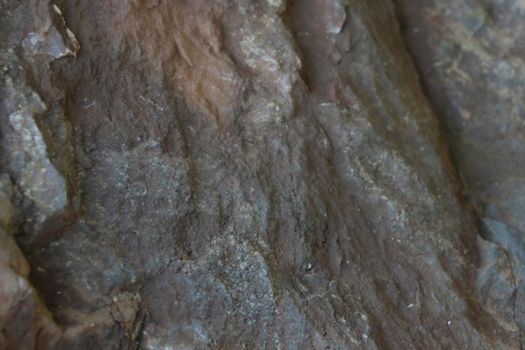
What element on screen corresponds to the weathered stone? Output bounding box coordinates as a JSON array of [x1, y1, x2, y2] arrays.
[[396, 1, 525, 346], [0, 176, 61, 350], [0, 0, 523, 348]]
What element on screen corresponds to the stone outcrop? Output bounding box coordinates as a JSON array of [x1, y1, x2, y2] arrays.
[[396, 0, 525, 345], [0, 0, 523, 348]]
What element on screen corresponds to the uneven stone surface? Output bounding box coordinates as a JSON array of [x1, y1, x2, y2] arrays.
[[396, 0, 525, 346], [0, 175, 61, 349], [0, 0, 523, 349]]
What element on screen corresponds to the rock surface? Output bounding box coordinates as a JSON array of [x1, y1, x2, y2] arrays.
[[0, 0, 523, 349], [396, 0, 525, 346]]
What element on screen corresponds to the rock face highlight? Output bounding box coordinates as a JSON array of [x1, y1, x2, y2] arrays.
[[0, 0, 523, 349]]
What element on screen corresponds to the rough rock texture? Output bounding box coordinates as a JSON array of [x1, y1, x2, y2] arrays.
[[396, 0, 525, 346], [0, 175, 61, 349], [0, 0, 523, 349]]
